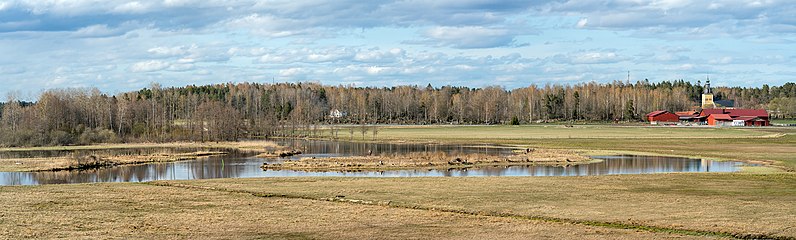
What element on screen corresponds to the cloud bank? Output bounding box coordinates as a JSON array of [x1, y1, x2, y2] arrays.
[[0, 0, 794, 99]]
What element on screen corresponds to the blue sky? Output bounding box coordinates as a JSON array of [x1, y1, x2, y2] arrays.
[[1, 0, 795, 99]]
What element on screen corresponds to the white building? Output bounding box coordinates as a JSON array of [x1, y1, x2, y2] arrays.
[[329, 109, 347, 118]]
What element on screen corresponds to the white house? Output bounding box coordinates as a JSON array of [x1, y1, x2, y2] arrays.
[[329, 109, 347, 118]]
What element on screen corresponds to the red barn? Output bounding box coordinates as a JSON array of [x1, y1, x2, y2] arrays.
[[676, 111, 704, 122], [707, 114, 733, 126], [646, 110, 679, 124], [700, 109, 769, 126]]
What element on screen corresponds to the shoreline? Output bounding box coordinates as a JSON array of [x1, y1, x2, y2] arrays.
[[0, 151, 229, 172], [0, 140, 290, 172]]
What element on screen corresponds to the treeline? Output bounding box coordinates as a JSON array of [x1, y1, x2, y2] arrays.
[[1, 81, 794, 146]]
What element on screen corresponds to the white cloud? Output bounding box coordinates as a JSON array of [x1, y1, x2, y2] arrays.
[[167, 63, 195, 72], [0, 1, 11, 11], [1, 0, 795, 99], [674, 64, 695, 71], [279, 67, 305, 77], [223, 13, 310, 38], [148, 45, 193, 57], [709, 56, 734, 64], [354, 48, 405, 63], [129, 60, 170, 72], [421, 26, 518, 48], [112, 1, 150, 14], [366, 66, 391, 75], [576, 18, 588, 28], [72, 24, 125, 38], [553, 51, 628, 65], [162, 0, 197, 7]]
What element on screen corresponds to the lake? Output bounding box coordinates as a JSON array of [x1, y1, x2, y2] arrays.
[[0, 140, 747, 186]]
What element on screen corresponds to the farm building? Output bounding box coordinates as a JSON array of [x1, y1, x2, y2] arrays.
[[646, 110, 679, 124], [676, 111, 704, 122], [646, 78, 769, 127], [707, 114, 733, 126], [700, 109, 769, 126], [646, 108, 769, 126]]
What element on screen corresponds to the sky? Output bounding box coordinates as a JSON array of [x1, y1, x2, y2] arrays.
[[1, 0, 795, 100]]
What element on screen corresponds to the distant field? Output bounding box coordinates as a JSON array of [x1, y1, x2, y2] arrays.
[[362, 125, 777, 140], [330, 125, 796, 170], [772, 119, 796, 124]]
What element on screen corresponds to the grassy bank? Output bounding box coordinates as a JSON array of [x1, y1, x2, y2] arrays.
[[0, 140, 283, 153], [0, 181, 704, 239], [0, 141, 286, 172], [328, 125, 796, 170], [159, 173, 796, 239], [0, 151, 226, 172]]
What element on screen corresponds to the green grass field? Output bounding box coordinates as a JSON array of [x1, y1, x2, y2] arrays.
[[772, 119, 796, 125]]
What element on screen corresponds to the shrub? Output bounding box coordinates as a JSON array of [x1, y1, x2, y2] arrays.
[[510, 116, 520, 125]]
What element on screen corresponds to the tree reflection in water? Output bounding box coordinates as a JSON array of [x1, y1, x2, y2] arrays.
[[1, 141, 746, 186]]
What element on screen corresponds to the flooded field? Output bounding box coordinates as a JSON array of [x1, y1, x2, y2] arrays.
[[0, 140, 747, 185]]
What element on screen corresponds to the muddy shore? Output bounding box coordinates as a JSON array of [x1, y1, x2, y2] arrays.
[[262, 148, 592, 171]]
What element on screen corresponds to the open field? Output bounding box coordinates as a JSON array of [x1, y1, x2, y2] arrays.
[[354, 125, 779, 140], [329, 125, 796, 170], [1, 125, 795, 238], [772, 119, 796, 125], [0, 181, 706, 240], [159, 174, 796, 239]]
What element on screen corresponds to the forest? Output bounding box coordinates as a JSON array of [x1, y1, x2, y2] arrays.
[[1, 80, 795, 147]]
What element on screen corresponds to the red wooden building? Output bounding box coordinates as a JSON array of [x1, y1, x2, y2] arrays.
[[646, 110, 679, 124], [701, 109, 769, 126], [707, 114, 733, 126]]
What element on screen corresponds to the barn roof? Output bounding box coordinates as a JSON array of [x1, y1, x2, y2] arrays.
[[710, 114, 732, 120], [725, 109, 768, 117], [675, 111, 698, 117], [700, 109, 725, 116], [699, 109, 768, 118], [733, 116, 765, 121], [646, 110, 670, 117]]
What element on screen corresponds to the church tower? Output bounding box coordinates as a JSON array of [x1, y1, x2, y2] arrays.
[[701, 77, 715, 109]]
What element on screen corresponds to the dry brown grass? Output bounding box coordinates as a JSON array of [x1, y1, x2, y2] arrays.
[[0, 140, 282, 153], [0, 140, 285, 172], [263, 149, 591, 171], [166, 173, 796, 239], [0, 157, 76, 172], [0, 182, 703, 239], [0, 151, 226, 172]]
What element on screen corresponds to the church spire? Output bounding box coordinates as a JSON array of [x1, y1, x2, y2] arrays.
[[703, 76, 712, 94]]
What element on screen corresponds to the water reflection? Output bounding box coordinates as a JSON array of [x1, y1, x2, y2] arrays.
[[1, 153, 745, 186], [274, 139, 513, 160]]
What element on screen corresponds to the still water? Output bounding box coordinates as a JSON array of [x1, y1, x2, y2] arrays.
[[0, 140, 747, 186]]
